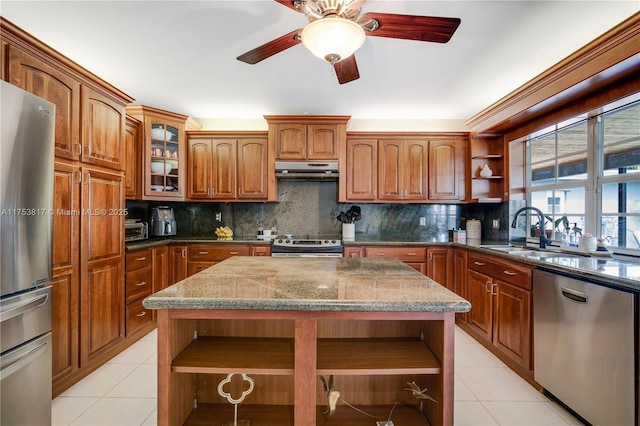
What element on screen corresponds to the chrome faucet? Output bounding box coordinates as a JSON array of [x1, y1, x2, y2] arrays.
[[511, 206, 553, 249]]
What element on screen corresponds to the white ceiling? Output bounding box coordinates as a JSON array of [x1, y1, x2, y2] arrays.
[[1, 1, 638, 130]]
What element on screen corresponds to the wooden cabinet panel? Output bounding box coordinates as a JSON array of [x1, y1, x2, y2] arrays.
[[250, 246, 271, 256], [428, 140, 464, 201], [493, 280, 531, 368], [125, 267, 152, 304], [187, 134, 268, 201], [51, 273, 78, 382], [81, 168, 124, 261], [153, 246, 169, 293], [6, 45, 81, 160], [125, 298, 153, 336], [426, 247, 451, 290], [237, 138, 268, 199], [345, 139, 377, 201], [378, 140, 428, 201], [188, 139, 213, 199], [343, 246, 364, 258], [466, 268, 493, 341], [81, 86, 125, 170], [307, 124, 339, 160], [80, 257, 124, 365], [52, 162, 80, 382], [452, 249, 467, 322], [211, 139, 237, 199], [124, 115, 141, 199], [275, 123, 306, 159], [363, 246, 426, 274], [169, 245, 188, 285]]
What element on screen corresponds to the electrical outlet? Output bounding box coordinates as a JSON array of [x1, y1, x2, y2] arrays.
[[376, 422, 395, 426], [215, 212, 222, 222], [419, 217, 426, 226], [492, 218, 500, 229]]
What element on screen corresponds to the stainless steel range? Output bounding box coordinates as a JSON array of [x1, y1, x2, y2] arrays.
[[271, 237, 343, 257]]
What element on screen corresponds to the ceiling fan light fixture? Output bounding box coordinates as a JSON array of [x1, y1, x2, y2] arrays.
[[301, 17, 365, 64]]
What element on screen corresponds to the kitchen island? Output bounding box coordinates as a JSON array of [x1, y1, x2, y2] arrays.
[[143, 256, 471, 426]]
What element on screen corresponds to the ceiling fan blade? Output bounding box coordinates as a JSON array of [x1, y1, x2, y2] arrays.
[[359, 12, 461, 43], [237, 29, 302, 64], [274, 0, 303, 13], [334, 55, 360, 85]]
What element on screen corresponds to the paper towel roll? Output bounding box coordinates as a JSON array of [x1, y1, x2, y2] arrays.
[[466, 219, 481, 240]]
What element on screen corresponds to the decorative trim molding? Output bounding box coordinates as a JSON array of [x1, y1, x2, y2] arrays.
[[465, 12, 640, 134]]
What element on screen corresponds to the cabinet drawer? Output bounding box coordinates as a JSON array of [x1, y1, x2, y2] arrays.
[[125, 248, 152, 272], [364, 247, 426, 262], [468, 253, 532, 290], [188, 244, 250, 261], [125, 267, 152, 304], [126, 298, 152, 336]]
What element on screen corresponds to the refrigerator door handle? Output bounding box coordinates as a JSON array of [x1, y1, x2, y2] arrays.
[[0, 341, 48, 380], [0, 293, 49, 323]]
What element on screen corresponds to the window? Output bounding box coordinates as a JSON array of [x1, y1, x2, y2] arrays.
[[524, 95, 640, 253]]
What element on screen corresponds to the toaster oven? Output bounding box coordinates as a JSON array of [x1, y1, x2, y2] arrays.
[[125, 221, 148, 242]]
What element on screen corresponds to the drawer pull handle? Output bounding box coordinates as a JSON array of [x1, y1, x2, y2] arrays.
[[503, 270, 517, 276], [136, 281, 147, 287], [198, 251, 209, 255], [485, 281, 492, 292], [376, 253, 386, 256], [229, 251, 239, 255], [491, 283, 498, 296], [474, 261, 485, 266], [407, 252, 416, 256], [136, 311, 147, 317], [136, 257, 147, 261]]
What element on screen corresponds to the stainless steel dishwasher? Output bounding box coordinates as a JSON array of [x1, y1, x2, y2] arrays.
[[533, 269, 636, 426]]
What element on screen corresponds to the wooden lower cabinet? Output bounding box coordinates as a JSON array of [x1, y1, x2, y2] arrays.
[[426, 247, 451, 289], [452, 250, 467, 322], [125, 249, 153, 335], [156, 311, 455, 426], [363, 246, 427, 274], [464, 252, 533, 371], [169, 245, 188, 285]]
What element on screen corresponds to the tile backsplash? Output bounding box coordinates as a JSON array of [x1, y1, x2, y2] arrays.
[[126, 181, 511, 242]]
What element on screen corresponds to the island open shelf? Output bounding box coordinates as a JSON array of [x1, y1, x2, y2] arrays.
[[145, 257, 470, 426]]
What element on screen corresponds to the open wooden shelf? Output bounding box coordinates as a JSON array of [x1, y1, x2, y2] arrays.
[[172, 337, 440, 376], [172, 337, 295, 375], [183, 404, 431, 426], [317, 338, 440, 375], [471, 154, 503, 159]]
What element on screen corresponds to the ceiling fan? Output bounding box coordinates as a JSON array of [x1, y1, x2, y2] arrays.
[[237, 0, 461, 84]]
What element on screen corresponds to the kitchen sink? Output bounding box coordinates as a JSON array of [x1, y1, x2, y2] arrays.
[[482, 245, 582, 258]]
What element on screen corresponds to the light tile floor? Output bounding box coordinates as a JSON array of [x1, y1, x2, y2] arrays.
[[52, 326, 585, 425]]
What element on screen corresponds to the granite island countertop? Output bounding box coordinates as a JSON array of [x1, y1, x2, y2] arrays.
[[143, 256, 471, 313]]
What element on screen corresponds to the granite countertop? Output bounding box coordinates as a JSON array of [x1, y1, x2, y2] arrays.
[[143, 257, 471, 313], [125, 236, 270, 251]]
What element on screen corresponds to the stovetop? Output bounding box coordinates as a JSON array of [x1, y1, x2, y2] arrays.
[[272, 236, 342, 248]]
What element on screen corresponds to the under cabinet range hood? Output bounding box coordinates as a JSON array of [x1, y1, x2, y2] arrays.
[[275, 161, 339, 180]]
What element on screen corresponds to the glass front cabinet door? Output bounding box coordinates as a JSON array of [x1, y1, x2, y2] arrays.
[[148, 121, 182, 198]]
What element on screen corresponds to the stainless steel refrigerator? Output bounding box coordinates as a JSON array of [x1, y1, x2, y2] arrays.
[[1, 80, 55, 425]]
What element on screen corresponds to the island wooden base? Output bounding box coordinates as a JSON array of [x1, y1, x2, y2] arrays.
[[156, 310, 455, 426]]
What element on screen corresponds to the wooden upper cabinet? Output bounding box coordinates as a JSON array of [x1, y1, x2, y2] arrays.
[[428, 139, 466, 201], [211, 139, 237, 199], [265, 115, 350, 161], [378, 139, 428, 201], [345, 138, 377, 201], [237, 138, 268, 199], [187, 132, 270, 201], [124, 115, 141, 199], [6, 45, 81, 160], [126, 105, 201, 201], [81, 87, 125, 170]]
